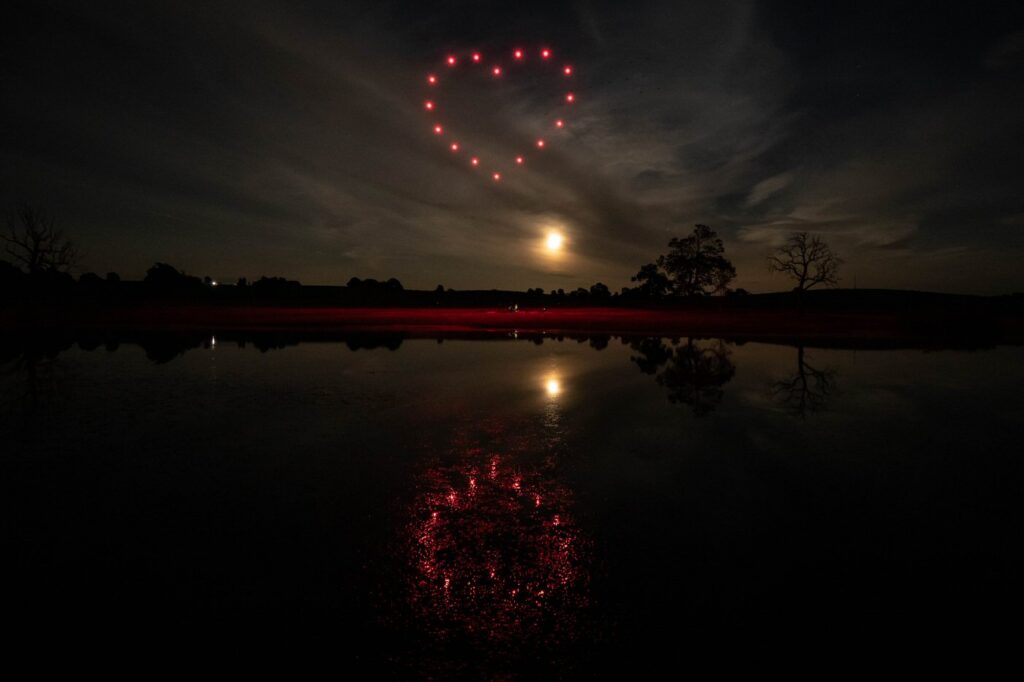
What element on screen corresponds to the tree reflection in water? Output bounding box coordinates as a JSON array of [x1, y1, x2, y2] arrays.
[[770, 345, 838, 417], [630, 337, 736, 416], [399, 418, 592, 673]]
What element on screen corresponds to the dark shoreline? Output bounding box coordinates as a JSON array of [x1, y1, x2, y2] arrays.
[[4, 288, 1023, 350]]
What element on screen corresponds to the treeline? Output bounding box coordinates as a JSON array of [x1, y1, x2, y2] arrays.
[[3, 203, 851, 305]]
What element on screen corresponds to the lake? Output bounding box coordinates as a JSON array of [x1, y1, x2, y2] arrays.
[[3, 333, 1021, 674]]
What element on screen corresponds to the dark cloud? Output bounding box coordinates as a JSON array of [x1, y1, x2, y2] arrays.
[[2, 0, 1022, 292]]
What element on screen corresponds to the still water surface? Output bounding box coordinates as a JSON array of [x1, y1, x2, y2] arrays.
[[3, 335, 1021, 673]]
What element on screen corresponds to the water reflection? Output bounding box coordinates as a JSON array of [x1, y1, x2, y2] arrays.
[[630, 337, 736, 416], [5, 329, 1013, 423], [2, 328, 1022, 671], [544, 374, 563, 399], [770, 345, 839, 417], [0, 338, 76, 416], [399, 418, 591, 672]]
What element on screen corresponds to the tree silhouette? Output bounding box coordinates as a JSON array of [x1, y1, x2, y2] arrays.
[[657, 225, 736, 296], [770, 345, 837, 417], [767, 232, 842, 291], [630, 263, 671, 298], [2, 204, 78, 274]]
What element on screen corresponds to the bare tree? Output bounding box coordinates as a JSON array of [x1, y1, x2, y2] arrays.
[[767, 232, 841, 291], [2, 204, 78, 274]]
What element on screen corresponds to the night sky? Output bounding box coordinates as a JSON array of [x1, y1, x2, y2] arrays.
[[3, 1, 1023, 293]]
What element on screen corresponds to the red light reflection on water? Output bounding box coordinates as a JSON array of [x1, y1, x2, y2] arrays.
[[402, 422, 591, 653]]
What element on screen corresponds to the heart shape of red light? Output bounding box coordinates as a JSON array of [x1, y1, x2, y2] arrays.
[[423, 46, 576, 182]]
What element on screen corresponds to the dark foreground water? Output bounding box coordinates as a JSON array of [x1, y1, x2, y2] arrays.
[[3, 334, 1022, 674]]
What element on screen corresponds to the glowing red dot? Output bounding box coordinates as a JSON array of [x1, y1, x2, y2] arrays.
[[433, 124, 443, 134], [541, 48, 551, 59], [536, 139, 545, 148], [472, 52, 481, 62], [447, 55, 456, 66], [492, 66, 502, 77], [493, 172, 502, 181], [566, 93, 575, 103], [424, 100, 434, 110], [427, 74, 437, 84], [555, 119, 564, 128], [450, 142, 459, 152], [513, 49, 523, 60], [516, 156, 524, 165], [471, 157, 479, 166], [564, 65, 573, 76]]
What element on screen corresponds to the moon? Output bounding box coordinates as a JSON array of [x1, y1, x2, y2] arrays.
[[545, 231, 564, 252]]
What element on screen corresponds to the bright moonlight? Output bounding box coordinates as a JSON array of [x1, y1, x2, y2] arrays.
[[546, 231, 564, 252]]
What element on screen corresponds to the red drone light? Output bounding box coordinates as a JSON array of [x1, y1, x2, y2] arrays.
[[423, 45, 578, 183]]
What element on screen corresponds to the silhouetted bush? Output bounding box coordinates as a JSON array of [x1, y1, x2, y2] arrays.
[[144, 262, 205, 294], [251, 276, 301, 294]]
